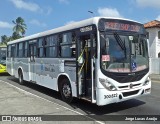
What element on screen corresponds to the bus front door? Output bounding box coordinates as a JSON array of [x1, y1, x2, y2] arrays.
[[29, 42, 36, 82], [77, 34, 96, 102]]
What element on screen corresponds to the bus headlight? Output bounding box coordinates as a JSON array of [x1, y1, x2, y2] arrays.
[[143, 77, 150, 86], [99, 78, 117, 91]]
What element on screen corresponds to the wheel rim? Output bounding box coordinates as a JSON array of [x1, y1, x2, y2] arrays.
[[62, 83, 71, 98]]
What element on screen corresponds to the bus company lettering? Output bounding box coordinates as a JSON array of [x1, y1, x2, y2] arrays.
[[44, 64, 55, 72], [80, 26, 92, 32], [104, 93, 118, 99]]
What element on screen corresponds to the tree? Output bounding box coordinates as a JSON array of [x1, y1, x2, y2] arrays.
[[11, 32, 21, 40], [0, 17, 27, 45], [1, 35, 9, 45], [12, 17, 27, 37]]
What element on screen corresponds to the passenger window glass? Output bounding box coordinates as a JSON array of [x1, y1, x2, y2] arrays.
[[18, 43, 23, 57], [38, 38, 44, 57], [61, 32, 75, 57], [7, 45, 11, 57], [45, 35, 58, 57], [24, 42, 28, 57]]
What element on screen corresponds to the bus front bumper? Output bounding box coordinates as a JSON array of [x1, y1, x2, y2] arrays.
[[96, 83, 151, 106]]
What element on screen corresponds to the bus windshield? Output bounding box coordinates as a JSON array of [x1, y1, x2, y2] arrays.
[[0, 57, 6, 66], [0, 48, 7, 66], [100, 33, 149, 73]]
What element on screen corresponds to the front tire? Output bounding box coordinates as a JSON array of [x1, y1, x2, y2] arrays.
[[18, 70, 24, 85], [60, 79, 73, 103]]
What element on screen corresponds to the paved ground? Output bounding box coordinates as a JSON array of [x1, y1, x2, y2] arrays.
[[150, 74, 160, 82], [0, 74, 160, 124], [0, 77, 99, 124]]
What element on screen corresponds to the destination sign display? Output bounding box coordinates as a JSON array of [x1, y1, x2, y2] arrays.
[[98, 19, 145, 33], [105, 22, 141, 32]]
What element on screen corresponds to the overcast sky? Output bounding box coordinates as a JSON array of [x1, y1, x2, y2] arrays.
[[0, 0, 160, 41]]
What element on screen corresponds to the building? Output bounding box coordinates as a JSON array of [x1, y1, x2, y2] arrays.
[[144, 20, 160, 58], [144, 20, 160, 74]]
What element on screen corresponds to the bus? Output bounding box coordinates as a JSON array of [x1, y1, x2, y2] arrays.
[[6, 17, 151, 106], [0, 46, 7, 73]]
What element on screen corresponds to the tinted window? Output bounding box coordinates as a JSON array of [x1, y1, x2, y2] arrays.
[[17, 43, 23, 57], [24, 42, 28, 57], [61, 32, 76, 58], [38, 38, 44, 57], [45, 35, 58, 57]]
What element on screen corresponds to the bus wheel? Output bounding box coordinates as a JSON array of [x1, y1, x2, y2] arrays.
[[18, 70, 24, 85], [60, 79, 73, 103]]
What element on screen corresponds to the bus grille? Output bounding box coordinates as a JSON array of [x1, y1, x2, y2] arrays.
[[106, 68, 149, 83], [118, 83, 141, 89], [122, 90, 139, 97]]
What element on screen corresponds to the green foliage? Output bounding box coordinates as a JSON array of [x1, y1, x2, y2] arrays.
[[1, 35, 10, 45], [0, 17, 27, 45], [12, 32, 22, 40], [12, 17, 27, 36]]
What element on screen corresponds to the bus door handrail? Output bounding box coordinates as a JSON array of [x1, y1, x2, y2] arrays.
[[77, 45, 87, 63], [78, 60, 85, 75]]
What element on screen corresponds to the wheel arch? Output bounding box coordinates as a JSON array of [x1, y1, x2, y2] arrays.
[[17, 66, 24, 77], [57, 73, 71, 92]]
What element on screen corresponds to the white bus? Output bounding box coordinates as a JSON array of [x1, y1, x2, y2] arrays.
[[7, 17, 151, 106]]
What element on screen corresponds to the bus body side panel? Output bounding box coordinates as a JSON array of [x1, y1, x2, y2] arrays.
[[14, 58, 30, 81], [63, 59, 77, 97], [7, 58, 16, 76], [34, 58, 59, 90], [32, 58, 77, 97], [6, 58, 12, 75], [12, 58, 18, 78], [21, 58, 30, 81]]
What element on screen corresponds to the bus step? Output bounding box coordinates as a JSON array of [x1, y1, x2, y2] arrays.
[[30, 80, 36, 83], [80, 97, 92, 102]]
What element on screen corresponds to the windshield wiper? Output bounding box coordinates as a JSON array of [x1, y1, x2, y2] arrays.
[[114, 33, 126, 50], [114, 32, 127, 58]]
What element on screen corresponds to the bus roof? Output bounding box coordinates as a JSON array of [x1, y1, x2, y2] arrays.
[[7, 17, 141, 45]]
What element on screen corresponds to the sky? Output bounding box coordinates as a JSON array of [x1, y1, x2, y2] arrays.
[[0, 0, 160, 42]]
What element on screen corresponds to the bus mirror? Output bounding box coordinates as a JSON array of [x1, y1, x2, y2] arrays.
[[129, 36, 133, 41]]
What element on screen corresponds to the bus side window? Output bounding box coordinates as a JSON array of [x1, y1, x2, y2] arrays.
[[7, 45, 11, 57], [58, 34, 62, 57], [49, 35, 58, 57], [23, 42, 28, 57], [61, 33, 72, 57], [60, 32, 76, 58], [38, 38, 44, 57], [11, 45, 15, 57], [16, 43, 19, 57], [44, 35, 58, 58], [45, 36, 50, 57], [43, 37, 47, 57], [71, 33, 76, 58], [19, 43, 23, 57]]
